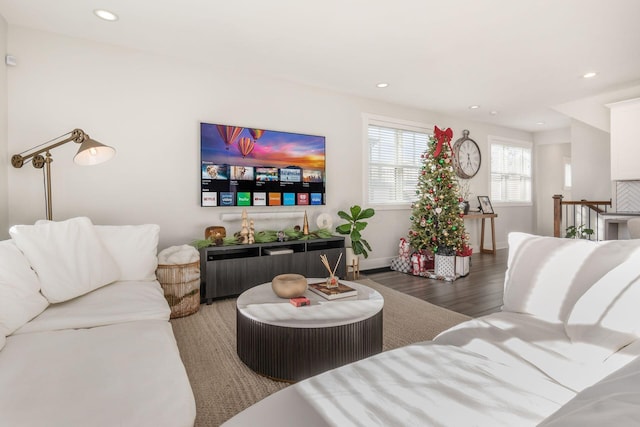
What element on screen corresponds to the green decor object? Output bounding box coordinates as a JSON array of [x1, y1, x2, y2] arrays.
[[335, 205, 375, 258], [565, 224, 594, 239], [191, 238, 215, 249], [191, 228, 335, 249], [408, 126, 467, 255]]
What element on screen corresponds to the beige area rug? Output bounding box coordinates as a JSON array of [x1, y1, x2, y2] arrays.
[[170, 278, 471, 427]]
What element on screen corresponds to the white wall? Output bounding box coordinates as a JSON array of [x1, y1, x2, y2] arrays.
[[0, 15, 8, 239], [6, 26, 534, 268], [571, 120, 611, 201], [534, 143, 571, 236], [533, 128, 571, 236]]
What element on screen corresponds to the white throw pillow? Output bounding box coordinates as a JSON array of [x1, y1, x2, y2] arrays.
[[0, 240, 49, 336], [566, 245, 640, 356], [9, 217, 121, 303], [94, 225, 160, 281], [502, 233, 636, 322]]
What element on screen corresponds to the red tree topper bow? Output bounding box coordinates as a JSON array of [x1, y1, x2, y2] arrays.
[[433, 126, 453, 158]]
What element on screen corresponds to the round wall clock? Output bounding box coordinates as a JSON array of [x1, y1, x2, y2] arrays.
[[453, 129, 481, 179]]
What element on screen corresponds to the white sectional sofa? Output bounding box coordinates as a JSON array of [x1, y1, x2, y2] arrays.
[[224, 232, 640, 426], [0, 217, 196, 427]]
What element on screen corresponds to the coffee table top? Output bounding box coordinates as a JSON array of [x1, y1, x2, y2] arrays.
[[236, 279, 384, 328]]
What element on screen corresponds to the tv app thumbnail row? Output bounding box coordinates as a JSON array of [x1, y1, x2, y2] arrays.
[[202, 163, 323, 183], [202, 191, 324, 207]]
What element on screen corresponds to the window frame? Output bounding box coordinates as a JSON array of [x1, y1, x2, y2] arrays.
[[363, 114, 433, 210], [488, 135, 533, 207]]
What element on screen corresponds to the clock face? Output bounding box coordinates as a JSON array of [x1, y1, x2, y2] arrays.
[[454, 139, 481, 178]]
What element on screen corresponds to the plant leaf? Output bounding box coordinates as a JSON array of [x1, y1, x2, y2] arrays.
[[337, 210, 353, 221], [358, 208, 375, 220], [350, 205, 362, 219], [352, 240, 364, 255], [354, 221, 367, 232], [335, 224, 351, 234]]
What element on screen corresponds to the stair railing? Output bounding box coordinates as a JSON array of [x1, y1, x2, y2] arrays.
[[553, 195, 612, 240]]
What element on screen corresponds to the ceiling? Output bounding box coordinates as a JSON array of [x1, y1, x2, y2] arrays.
[[1, 0, 639, 133]]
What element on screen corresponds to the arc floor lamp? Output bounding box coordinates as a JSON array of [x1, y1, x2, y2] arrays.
[[11, 128, 116, 220]]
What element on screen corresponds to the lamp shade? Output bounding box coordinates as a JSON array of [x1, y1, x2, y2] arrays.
[[73, 137, 116, 166]]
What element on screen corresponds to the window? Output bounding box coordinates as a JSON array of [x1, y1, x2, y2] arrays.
[[563, 157, 572, 190], [365, 115, 431, 206], [489, 136, 532, 204]]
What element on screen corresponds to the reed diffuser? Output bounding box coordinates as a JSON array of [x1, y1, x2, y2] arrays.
[[320, 253, 342, 288]]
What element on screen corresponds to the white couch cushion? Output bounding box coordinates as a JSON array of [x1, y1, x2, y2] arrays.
[[0, 333, 5, 351], [566, 245, 640, 355], [0, 240, 49, 336], [95, 224, 160, 281], [9, 217, 120, 303], [539, 355, 640, 426], [0, 320, 196, 427], [223, 341, 575, 427], [435, 311, 640, 391], [502, 233, 636, 322], [14, 280, 170, 335]]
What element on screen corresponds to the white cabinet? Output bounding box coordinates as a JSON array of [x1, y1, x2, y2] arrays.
[[609, 98, 640, 180]]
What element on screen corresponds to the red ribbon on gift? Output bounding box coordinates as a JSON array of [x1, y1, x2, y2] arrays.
[[457, 245, 473, 257], [433, 126, 453, 158]]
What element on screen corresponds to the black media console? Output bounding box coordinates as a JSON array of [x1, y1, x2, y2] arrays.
[[199, 236, 346, 303]]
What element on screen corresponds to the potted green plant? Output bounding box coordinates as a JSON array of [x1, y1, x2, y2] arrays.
[[335, 205, 375, 259], [565, 224, 594, 239]]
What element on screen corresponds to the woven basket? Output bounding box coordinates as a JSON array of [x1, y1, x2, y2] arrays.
[[156, 261, 200, 318]]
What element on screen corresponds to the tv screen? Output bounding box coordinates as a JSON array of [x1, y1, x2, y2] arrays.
[[200, 122, 326, 207]]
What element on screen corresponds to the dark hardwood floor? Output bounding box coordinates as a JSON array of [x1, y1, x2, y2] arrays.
[[361, 249, 508, 318]]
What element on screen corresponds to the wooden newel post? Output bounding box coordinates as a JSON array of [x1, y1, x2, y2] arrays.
[[553, 195, 563, 237]]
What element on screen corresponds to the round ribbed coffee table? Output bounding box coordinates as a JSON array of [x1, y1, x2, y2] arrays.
[[236, 279, 384, 382]]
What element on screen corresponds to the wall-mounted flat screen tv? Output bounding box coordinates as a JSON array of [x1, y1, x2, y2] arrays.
[[200, 122, 326, 207]]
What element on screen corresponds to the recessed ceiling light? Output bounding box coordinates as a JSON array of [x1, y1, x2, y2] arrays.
[[469, 105, 480, 110], [490, 110, 498, 115], [536, 121, 546, 125], [94, 9, 119, 21], [376, 83, 389, 88], [582, 71, 598, 79]]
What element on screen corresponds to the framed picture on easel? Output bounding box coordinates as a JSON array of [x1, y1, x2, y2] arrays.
[[478, 196, 494, 214]]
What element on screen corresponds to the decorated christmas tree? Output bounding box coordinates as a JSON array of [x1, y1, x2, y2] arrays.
[[409, 126, 467, 256]]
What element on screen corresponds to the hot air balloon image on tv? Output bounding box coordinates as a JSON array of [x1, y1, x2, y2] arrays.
[[249, 128, 264, 141], [238, 137, 255, 158], [216, 125, 243, 150]]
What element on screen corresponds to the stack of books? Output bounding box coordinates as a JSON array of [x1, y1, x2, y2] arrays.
[[308, 281, 357, 300]]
